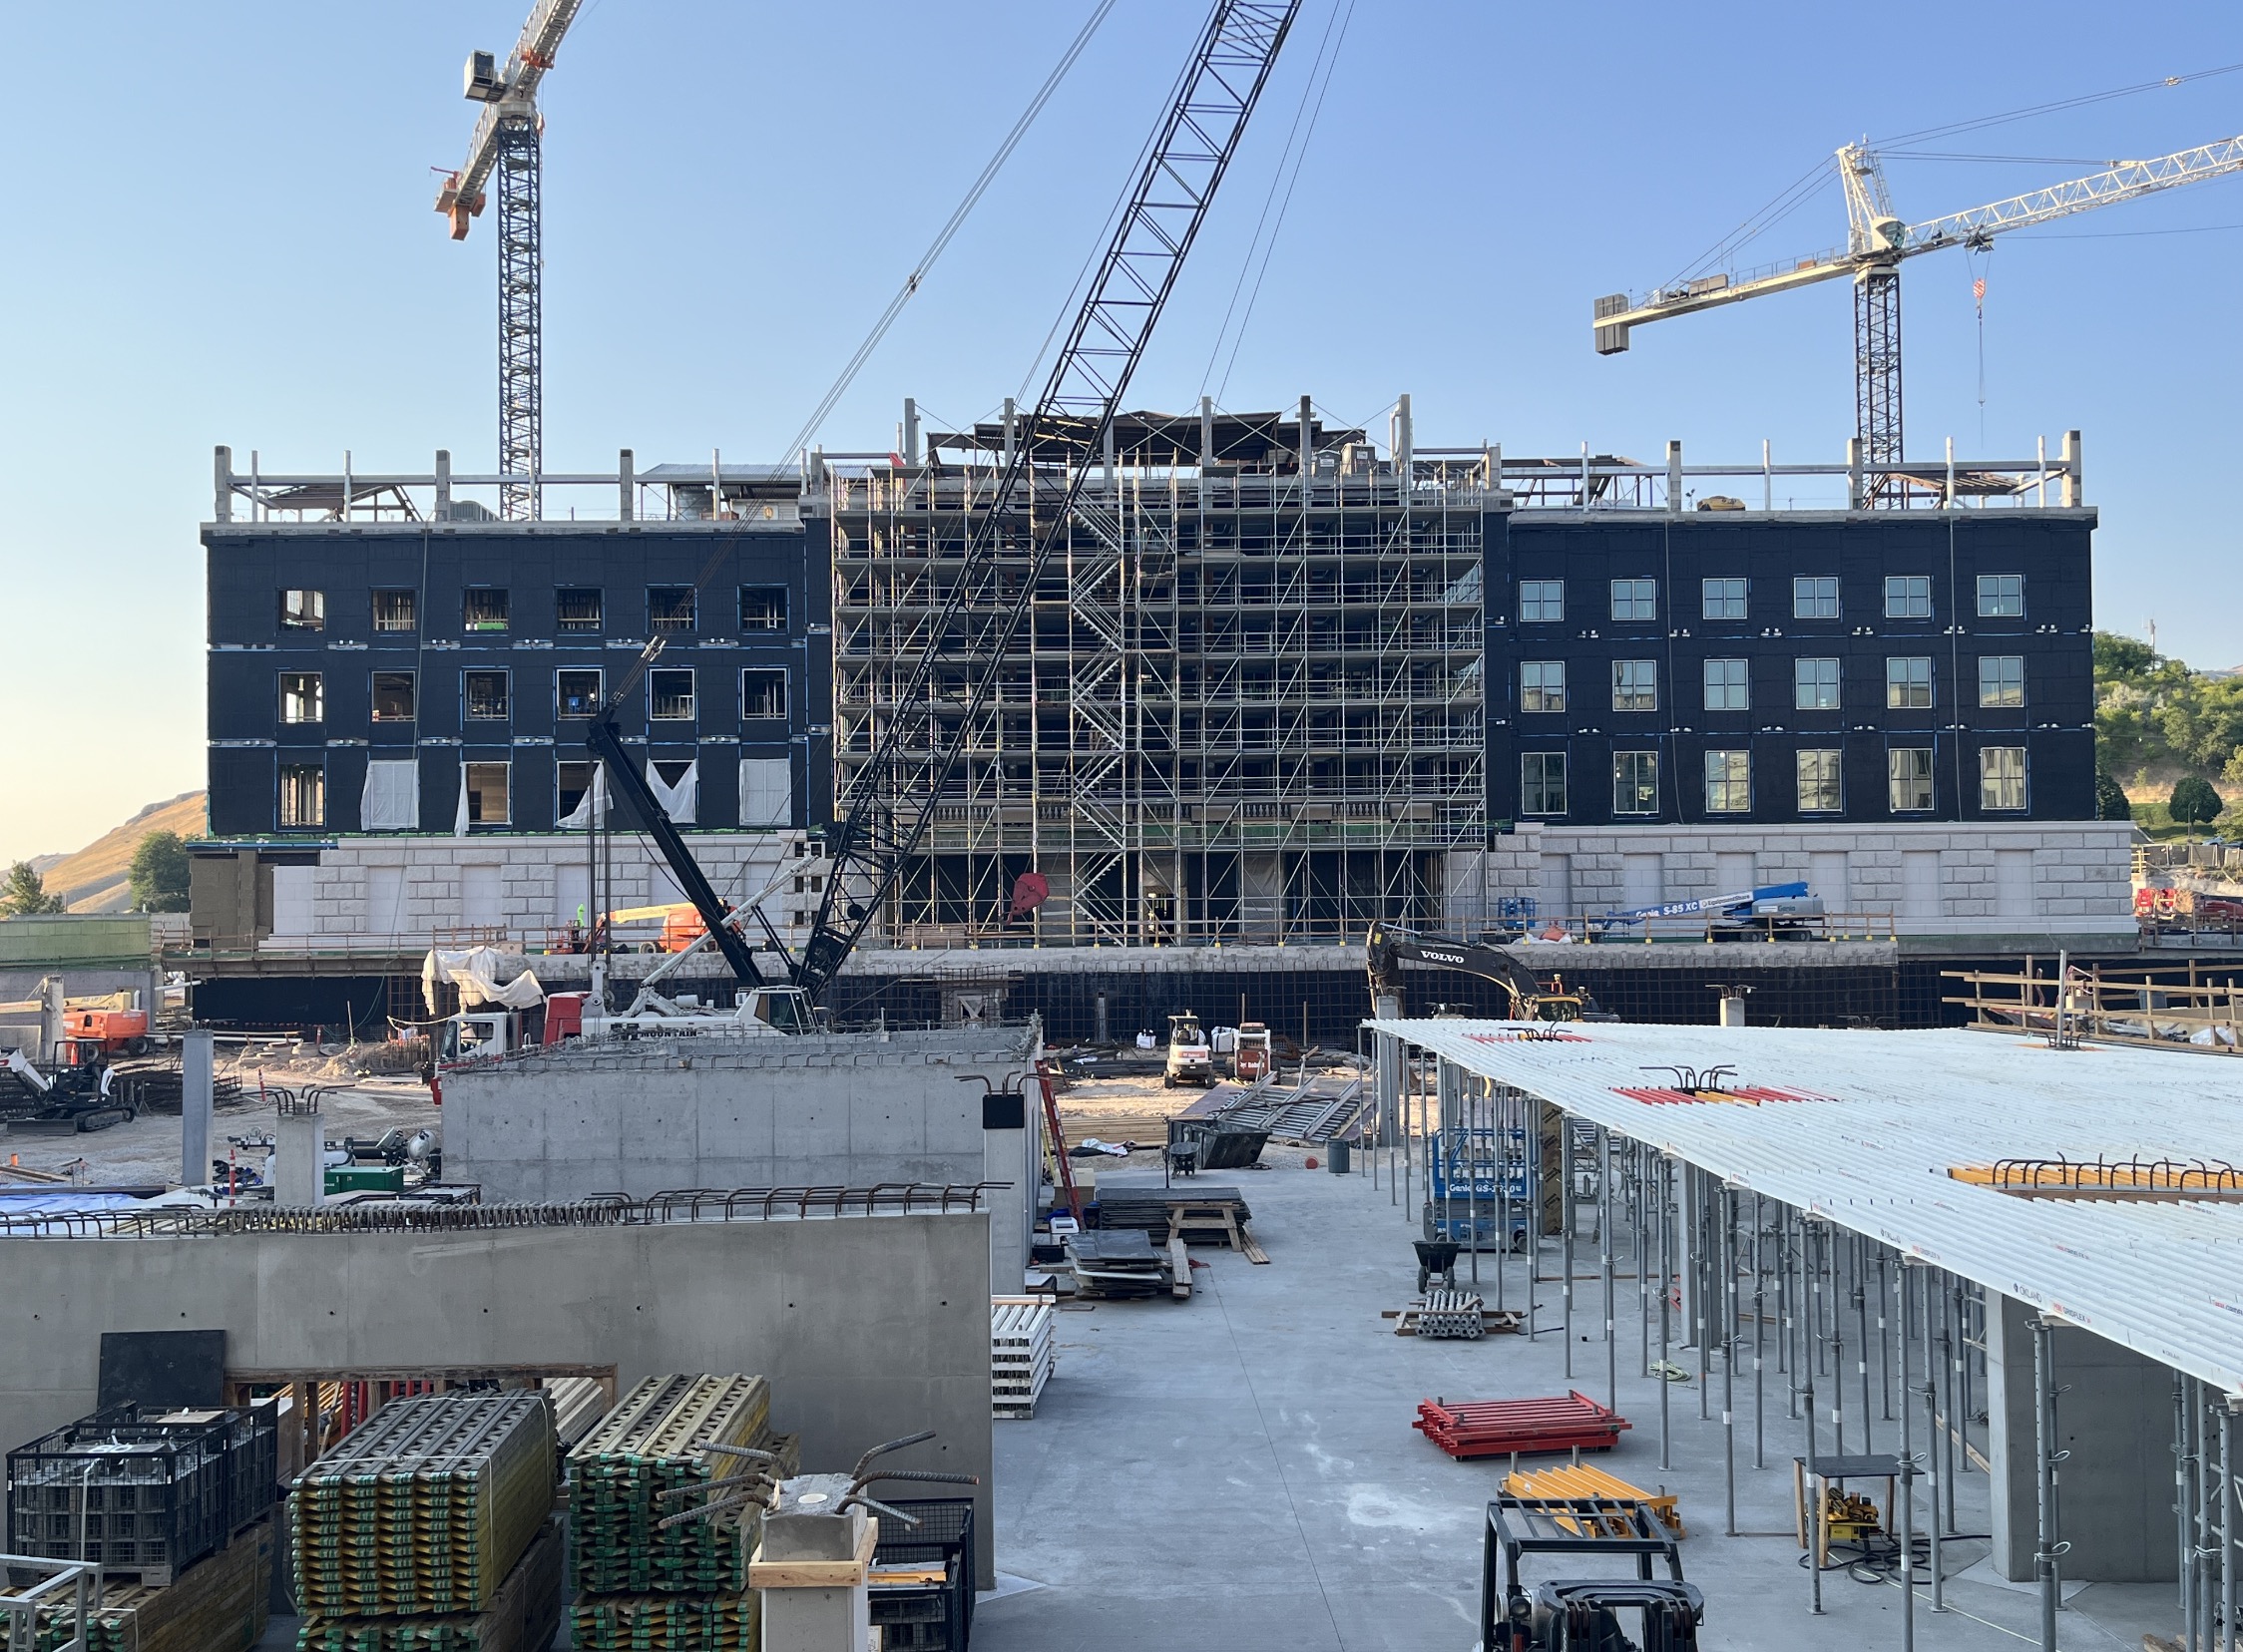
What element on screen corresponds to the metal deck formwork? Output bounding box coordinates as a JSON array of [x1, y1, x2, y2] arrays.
[[1370, 1018, 2243, 1394], [828, 407, 1489, 950]]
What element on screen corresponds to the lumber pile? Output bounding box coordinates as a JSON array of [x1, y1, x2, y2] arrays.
[[0, 1519, 271, 1652], [293, 1517, 562, 1652], [1503, 1464, 1684, 1537], [1412, 1392, 1630, 1459], [1093, 1184, 1251, 1240], [991, 1296, 1056, 1420], [289, 1392, 556, 1619]]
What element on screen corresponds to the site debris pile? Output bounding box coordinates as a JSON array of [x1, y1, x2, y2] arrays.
[[287, 1392, 560, 1652], [566, 1374, 796, 1652]]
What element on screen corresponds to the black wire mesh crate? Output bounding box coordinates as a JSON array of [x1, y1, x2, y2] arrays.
[[6, 1407, 234, 1585], [868, 1498, 975, 1652]]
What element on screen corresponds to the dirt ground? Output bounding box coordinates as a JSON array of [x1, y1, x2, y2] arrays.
[[1, 1043, 440, 1190]]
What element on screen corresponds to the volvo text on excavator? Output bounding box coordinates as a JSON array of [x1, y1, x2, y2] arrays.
[[1366, 923, 1612, 1024]]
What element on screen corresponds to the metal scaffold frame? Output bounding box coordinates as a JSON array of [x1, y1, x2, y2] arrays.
[[828, 447, 1488, 948]]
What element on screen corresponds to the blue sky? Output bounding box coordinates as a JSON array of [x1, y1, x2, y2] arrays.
[[3, 0, 2240, 862]]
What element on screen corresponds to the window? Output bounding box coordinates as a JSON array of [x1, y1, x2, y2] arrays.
[[1794, 657, 1840, 710], [1610, 579, 1657, 621], [1611, 659, 1658, 711], [1521, 660, 1567, 713], [372, 589, 417, 633], [742, 668, 789, 720], [1519, 580, 1565, 622], [1889, 747, 1935, 812], [1522, 752, 1568, 815], [1797, 749, 1842, 813], [1704, 750, 1751, 814], [464, 588, 510, 632], [278, 671, 323, 723], [371, 671, 416, 722], [1981, 746, 2027, 811], [556, 588, 603, 633], [1703, 658, 1748, 711], [463, 762, 511, 826], [1977, 575, 2024, 618], [464, 669, 510, 720], [649, 586, 696, 632], [1884, 576, 1932, 620], [1792, 576, 1839, 620], [279, 590, 325, 631], [1979, 655, 2025, 708], [1701, 578, 1748, 620], [557, 668, 603, 719], [278, 763, 325, 827], [1612, 751, 1659, 815], [649, 667, 696, 720], [740, 587, 789, 631], [557, 761, 595, 821], [1886, 656, 1933, 709]]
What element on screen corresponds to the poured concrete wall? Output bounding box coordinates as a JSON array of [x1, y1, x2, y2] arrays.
[[443, 1027, 1040, 1295], [1987, 1291, 2176, 1584], [0, 1213, 996, 1583]]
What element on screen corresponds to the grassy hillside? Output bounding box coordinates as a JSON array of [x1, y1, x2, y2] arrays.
[[2095, 633, 2243, 837], [33, 793, 207, 912]]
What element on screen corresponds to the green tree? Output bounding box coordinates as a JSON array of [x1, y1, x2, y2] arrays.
[[0, 863, 66, 917], [128, 831, 191, 913], [2170, 775, 2223, 839], [2093, 630, 2160, 682], [2094, 769, 2132, 822]]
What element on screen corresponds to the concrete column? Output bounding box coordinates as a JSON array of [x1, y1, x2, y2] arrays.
[[2060, 429, 2083, 507], [435, 449, 452, 521], [1102, 417, 1117, 494], [273, 1103, 324, 1209], [982, 1090, 1029, 1297], [1393, 393, 1413, 490], [1198, 395, 1215, 467], [1373, 1014, 1402, 1147], [1846, 437, 1865, 511], [38, 977, 64, 1065], [1297, 394, 1314, 490], [1002, 399, 1017, 470], [1716, 989, 1748, 1027], [1987, 1292, 2175, 1582], [181, 1031, 214, 1191], [618, 448, 635, 521], [1666, 440, 1683, 514], [213, 446, 232, 522], [901, 398, 921, 467]]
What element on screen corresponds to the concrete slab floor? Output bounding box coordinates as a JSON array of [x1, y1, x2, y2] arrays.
[[976, 1148, 2178, 1652]]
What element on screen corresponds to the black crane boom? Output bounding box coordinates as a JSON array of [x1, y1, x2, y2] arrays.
[[796, 1, 1300, 1007]]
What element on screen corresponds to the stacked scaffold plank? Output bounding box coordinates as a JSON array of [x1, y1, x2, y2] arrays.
[[565, 1376, 801, 1652], [2, 1519, 272, 1652], [293, 1518, 562, 1652], [1412, 1392, 1630, 1459], [991, 1296, 1056, 1420], [289, 1393, 556, 1621]]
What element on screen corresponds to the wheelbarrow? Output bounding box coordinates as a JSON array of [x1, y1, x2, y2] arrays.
[[1414, 1238, 1461, 1294]]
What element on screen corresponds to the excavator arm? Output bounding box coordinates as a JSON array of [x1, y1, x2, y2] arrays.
[[1365, 924, 1550, 1018]]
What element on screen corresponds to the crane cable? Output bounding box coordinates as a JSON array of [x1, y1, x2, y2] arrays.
[[607, 0, 1116, 715]]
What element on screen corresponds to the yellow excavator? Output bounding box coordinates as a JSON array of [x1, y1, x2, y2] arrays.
[[1365, 923, 1612, 1023]]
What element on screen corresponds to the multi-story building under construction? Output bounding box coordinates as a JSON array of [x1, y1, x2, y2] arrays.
[[828, 400, 1487, 947]]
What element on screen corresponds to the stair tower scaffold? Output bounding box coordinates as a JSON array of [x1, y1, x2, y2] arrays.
[[796, 0, 1302, 1005]]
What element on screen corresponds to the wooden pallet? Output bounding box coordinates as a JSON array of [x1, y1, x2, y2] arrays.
[[1503, 1464, 1683, 1537], [1162, 1202, 1268, 1263], [2, 1520, 272, 1652]]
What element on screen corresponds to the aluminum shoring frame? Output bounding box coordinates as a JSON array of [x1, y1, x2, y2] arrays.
[[799, 1, 1299, 999]]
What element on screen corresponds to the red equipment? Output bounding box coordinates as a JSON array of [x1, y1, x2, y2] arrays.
[[1413, 1392, 1630, 1460], [62, 1007, 150, 1055]]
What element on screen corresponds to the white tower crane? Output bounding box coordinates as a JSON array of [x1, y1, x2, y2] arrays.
[[434, 0, 587, 521], [1592, 135, 2243, 504]]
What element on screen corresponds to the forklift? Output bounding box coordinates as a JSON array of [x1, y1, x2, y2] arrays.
[[1479, 1492, 1703, 1651]]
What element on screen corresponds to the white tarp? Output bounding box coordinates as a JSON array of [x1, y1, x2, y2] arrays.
[[421, 946, 546, 1015], [360, 760, 420, 830], [453, 763, 471, 838], [648, 759, 698, 824], [558, 769, 610, 830]]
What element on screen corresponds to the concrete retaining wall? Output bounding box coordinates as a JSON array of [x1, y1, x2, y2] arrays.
[[0, 1212, 997, 1583]]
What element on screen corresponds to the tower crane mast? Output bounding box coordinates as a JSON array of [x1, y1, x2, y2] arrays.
[[1593, 134, 2243, 502], [793, 0, 1301, 1008], [435, 0, 587, 522]]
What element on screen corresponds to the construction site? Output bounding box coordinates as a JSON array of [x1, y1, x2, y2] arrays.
[[9, 2, 2243, 1651]]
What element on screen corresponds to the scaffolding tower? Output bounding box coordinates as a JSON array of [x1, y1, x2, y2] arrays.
[[829, 404, 1489, 948]]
